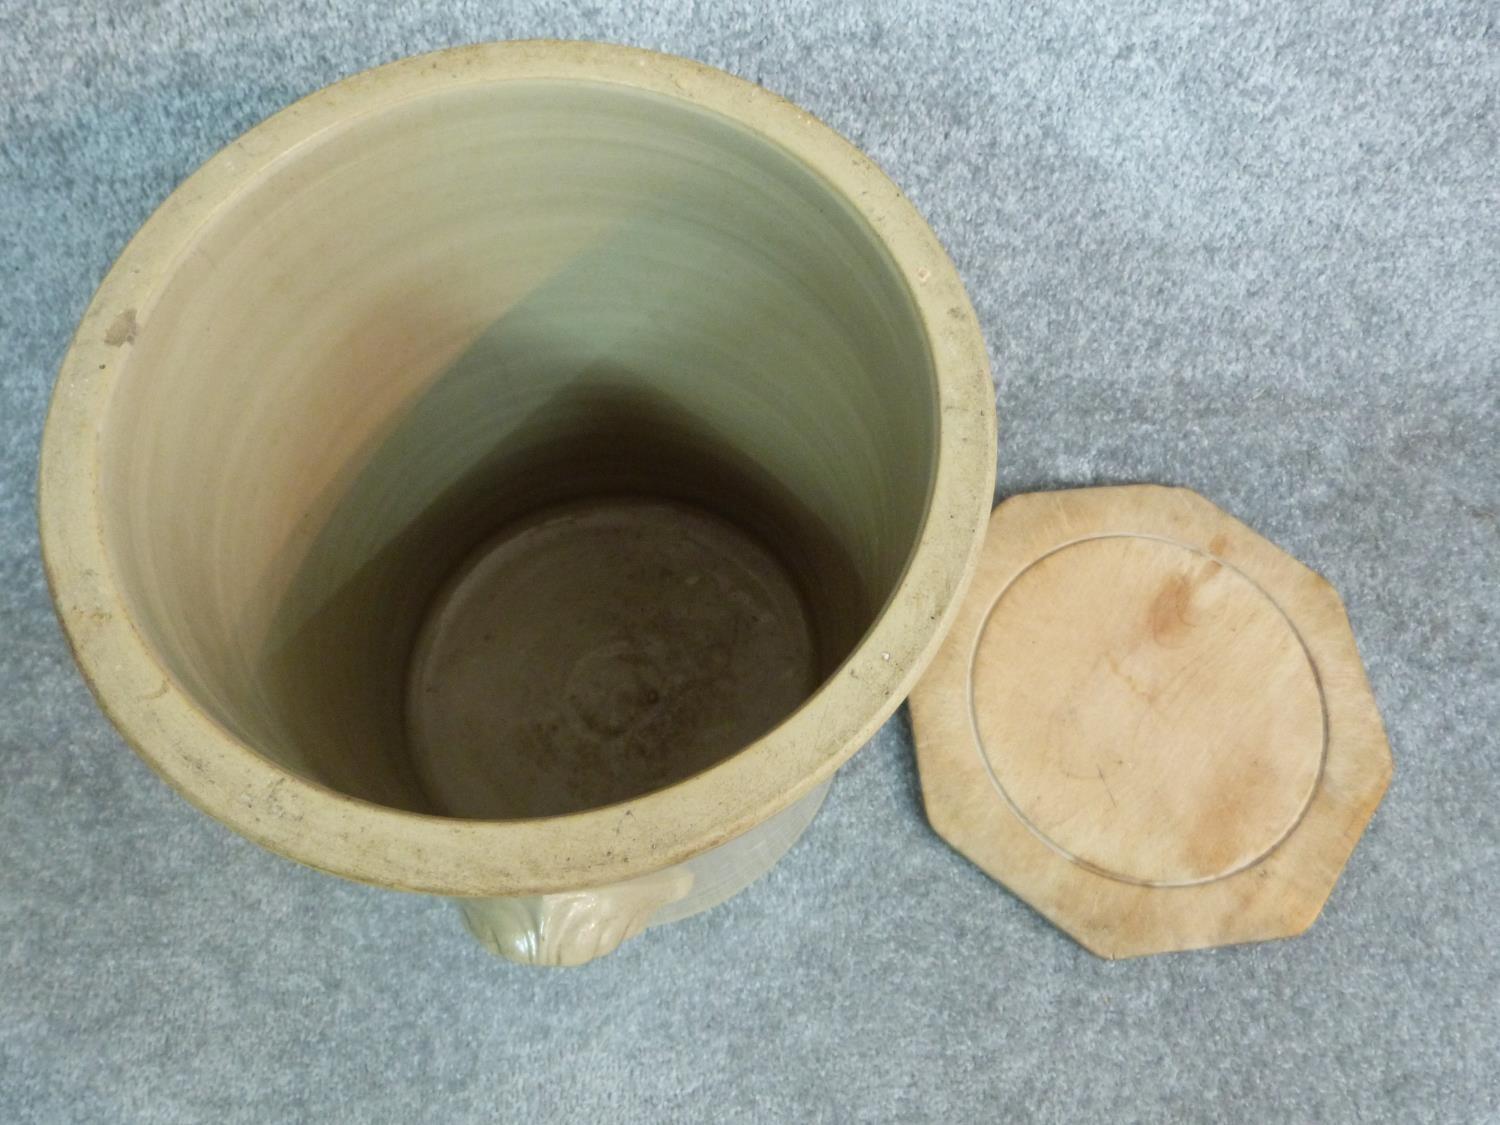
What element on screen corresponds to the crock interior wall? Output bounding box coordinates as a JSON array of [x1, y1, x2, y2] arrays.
[[98, 80, 938, 814]]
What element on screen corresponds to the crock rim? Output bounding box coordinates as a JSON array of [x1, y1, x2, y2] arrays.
[[37, 39, 997, 897]]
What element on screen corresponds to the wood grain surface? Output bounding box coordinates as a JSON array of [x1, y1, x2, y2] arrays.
[[910, 486, 1393, 958]]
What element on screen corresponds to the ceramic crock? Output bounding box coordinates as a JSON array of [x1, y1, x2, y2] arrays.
[[38, 40, 996, 965]]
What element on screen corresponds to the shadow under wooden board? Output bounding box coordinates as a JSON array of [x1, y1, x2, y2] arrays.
[[909, 485, 1392, 959]]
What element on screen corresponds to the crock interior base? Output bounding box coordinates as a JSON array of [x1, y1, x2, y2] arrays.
[[406, 497, 820, 819]]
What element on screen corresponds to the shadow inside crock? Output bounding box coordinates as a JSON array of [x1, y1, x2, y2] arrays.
[[240, 212, 879, 817]]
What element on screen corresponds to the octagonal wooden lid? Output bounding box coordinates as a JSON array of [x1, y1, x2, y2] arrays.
[[909, 486, 1392, 958]]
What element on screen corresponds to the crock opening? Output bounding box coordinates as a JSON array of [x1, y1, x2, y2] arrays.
[[98, 79, 937, 817]]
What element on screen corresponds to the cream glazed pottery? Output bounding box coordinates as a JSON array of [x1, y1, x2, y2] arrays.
[[38, 42, 997, 965]]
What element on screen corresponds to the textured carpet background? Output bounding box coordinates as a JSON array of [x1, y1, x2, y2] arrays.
[[2, 2, 1496, 1122]]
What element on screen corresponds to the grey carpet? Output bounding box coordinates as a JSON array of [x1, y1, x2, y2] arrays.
[[2, 3, 1496, 1122]]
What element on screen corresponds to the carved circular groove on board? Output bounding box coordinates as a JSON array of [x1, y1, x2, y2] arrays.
[[967, 533, 1327, 887]]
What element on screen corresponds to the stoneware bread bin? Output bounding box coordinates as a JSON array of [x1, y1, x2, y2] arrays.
[[38, 41, 998, 966], [39, 39, 1392, 967]]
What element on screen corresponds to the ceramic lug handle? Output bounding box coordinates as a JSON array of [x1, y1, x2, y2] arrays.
[[455, 865, 695, 967]]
